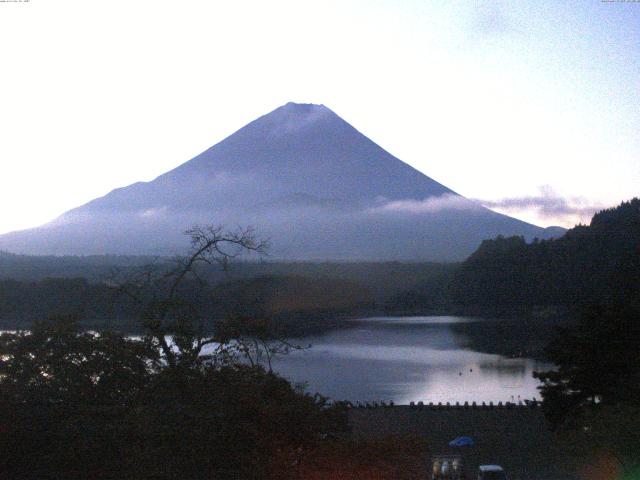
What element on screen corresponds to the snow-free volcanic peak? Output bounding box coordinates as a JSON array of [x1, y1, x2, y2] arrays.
[[0, 102, 562, 260]]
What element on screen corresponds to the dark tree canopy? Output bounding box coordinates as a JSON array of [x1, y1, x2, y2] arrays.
[[0, 315, 158, 405], [534, 304, 640, 424], [534, 303, 640, 472], [0, 317, 158, 478], [0, 226, 355, 479], [450, 198, 640, 311], [0, 317, 349, 479]]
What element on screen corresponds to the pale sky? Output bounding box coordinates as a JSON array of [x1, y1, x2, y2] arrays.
[[1, 0, 638, 234]]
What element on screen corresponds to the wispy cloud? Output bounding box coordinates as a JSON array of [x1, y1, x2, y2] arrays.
[[369, 194, 480, 214], [478, 186, 605, 225]]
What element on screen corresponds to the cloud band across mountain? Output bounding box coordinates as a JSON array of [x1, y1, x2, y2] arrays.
[[368, 194, 481, 214], [478, 186, 604, 225]]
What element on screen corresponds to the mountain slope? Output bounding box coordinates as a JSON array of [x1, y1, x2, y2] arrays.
[[0, 102, 562, 260]]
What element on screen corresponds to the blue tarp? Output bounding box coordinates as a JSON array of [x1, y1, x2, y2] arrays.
[[448, 436, 475, 447]]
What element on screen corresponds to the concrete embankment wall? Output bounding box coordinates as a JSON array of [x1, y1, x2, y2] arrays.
[[348, 403, 579, 480]]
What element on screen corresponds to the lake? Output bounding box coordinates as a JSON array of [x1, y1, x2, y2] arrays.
[[268, 316, 549, 404], [1, 315, 548, 404]]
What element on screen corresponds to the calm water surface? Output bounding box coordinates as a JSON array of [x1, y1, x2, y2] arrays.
[[2, 316, 547, 404], [269, 316, 548, 404]]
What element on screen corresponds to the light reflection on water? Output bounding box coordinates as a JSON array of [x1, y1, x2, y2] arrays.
[[269, 316, 549, 404], [2, 316, 548, 404]]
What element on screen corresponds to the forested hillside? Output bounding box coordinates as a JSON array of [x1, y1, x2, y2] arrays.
[[450, 199, 640, 310], [0, 257, 456, 332]]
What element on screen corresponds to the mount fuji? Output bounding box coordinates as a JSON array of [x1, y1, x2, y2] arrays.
[[0, 103, 562, 261]]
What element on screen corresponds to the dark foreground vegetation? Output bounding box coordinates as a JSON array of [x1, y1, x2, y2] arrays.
[[0, 318, 431, 479], [0, 318, 336, 479], [0, 226, 431, 479], [534, 302, 640, 476]]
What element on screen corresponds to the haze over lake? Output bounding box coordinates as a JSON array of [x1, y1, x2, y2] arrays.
[[269, 316, 547, 404]]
